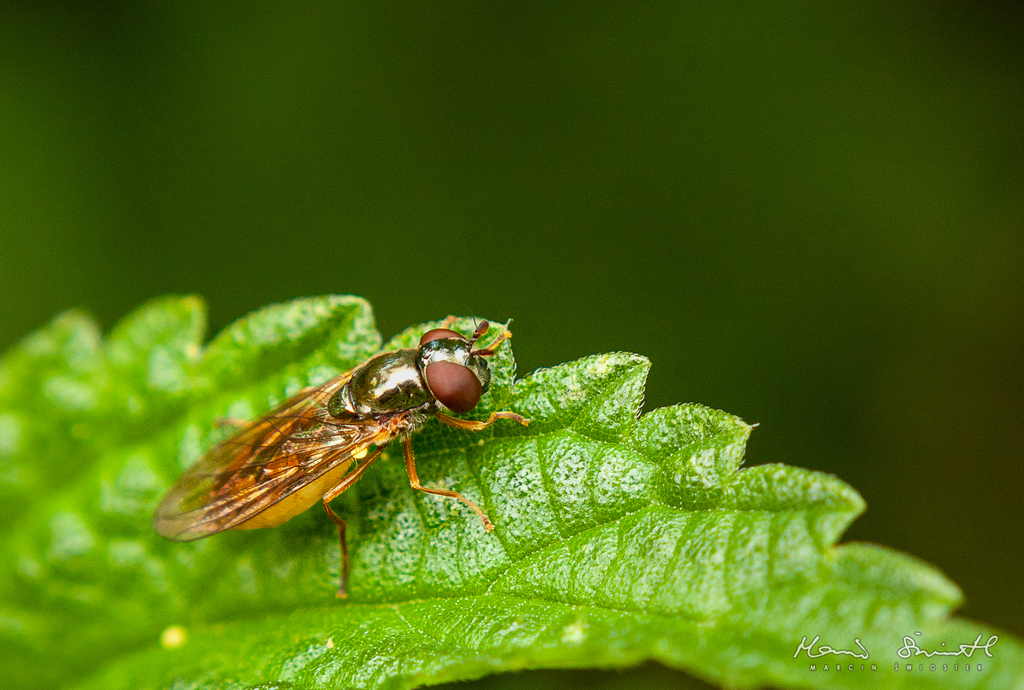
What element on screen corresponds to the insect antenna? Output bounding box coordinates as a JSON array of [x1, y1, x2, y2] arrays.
[[471, 320, 512, 357], [468, 319, 490, 347]]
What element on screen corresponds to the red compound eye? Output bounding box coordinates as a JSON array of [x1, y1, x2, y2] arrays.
[[419, 328, 464, 346], [424, 361, 482, 413]]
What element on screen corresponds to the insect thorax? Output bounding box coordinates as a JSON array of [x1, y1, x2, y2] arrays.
[[327, 349, 435, 419]]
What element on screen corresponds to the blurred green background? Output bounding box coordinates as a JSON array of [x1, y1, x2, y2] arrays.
[[1, 0, 1021, 680]]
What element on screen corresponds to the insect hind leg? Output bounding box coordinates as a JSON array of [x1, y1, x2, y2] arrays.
[[321, 447, 385, 598], [321, 502, 348, 598], [402, 436, 494, 531], [214, 417, 250, 428]]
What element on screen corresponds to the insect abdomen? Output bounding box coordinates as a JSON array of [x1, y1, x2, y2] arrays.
[[232, 458, 357, 530]]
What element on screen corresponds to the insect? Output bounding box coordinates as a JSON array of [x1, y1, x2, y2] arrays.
[[152, 318, 529, 597]]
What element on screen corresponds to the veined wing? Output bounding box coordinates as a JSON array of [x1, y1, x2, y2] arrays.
[[153, 370, 391, 541]]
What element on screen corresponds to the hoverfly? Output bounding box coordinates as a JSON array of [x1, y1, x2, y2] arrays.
[[152, 319, 529, 597]]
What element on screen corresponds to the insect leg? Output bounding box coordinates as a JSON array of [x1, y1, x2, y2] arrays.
[[214, 417, 250, 428], [471, 329, 512, 356], [435, 410, 530, 431], [320, 502, 348, 598], [321, 447, 386, 598], [402, 436, 494, 532]]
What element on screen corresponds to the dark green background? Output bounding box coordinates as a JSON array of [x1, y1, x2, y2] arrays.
[[2, 0, 1022, 679]]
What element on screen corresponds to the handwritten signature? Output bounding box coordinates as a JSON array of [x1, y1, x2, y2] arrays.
[[793, 636, 870, 659], [793, 632, 999, 661], [897, 632, 998, 659]]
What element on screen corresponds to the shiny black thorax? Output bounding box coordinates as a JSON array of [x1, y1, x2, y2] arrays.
[[326, 338, 492, 421], [328, 349, 432, 419]]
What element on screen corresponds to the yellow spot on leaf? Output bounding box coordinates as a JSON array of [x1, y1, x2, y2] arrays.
[[561, 620, 587, 645], [160, 624, 187, 650]]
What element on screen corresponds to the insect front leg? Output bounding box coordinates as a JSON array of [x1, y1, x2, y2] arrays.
[[471, 328, 512, 356], [401, 436, 494, 531], [321, 447, 385, 598], [435, 410, 530, 431]]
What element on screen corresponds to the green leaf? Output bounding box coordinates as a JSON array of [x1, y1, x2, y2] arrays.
[[1, 296, 1020, 690]]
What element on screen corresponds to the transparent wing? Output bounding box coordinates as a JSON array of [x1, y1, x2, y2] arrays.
[[152, 371, 394, 541]]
